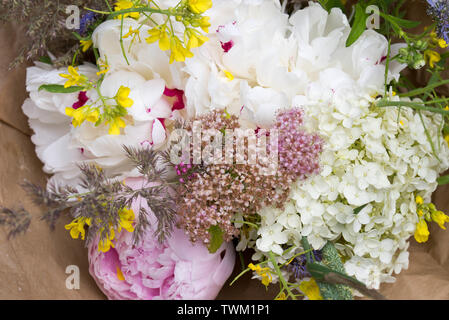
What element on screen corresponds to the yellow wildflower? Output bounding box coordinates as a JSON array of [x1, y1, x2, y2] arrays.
[[445, 135, 449, 146], [80, 39, 93, 52], [415, 195, 424, 205], [248, 263, 272, 288], [123, 26, 141, 42], [108, 117, 127, 135], [118, 208, 135, 233], [299, 278, 323, 300], [187, 32, 209, 49], [59, 66, 84, 88], [424, 50, 441, 68], [116, 86, 134, 108], [438, 38, 448, 49], [65, 106, 99, 127], [431, 211, 449, 230], [199, 16, 211, 33], [98, 235, 115, 252], [65, 217, 92, 240], [114, 0, 140, 20], [169, 37, 193, 64], [188, 0, 213, 14], [65, 107, 85, 127], [275, 292, 287, 300], [414, 219, 430, 243], [97, 208, 135, 252], [146, 28, 170, 51], [87, 109, 100, 123]]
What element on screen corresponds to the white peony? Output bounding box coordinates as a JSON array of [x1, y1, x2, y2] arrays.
[[23, 18, 187, 186]]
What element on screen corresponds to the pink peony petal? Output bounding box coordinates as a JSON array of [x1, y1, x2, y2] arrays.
[[87, 177, 236, 300]]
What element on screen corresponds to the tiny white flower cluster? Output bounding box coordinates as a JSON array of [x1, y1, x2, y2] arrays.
[[252, 91, 449, 289]]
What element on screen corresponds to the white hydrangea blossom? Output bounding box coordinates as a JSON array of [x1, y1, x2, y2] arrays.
[[252, 91, 449, 289]]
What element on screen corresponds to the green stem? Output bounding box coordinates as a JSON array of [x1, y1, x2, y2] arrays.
[[232, 220, 259, 228], [85, 6, 173, 18], [104, 0, 112, 11], [229, 261, 269, 286], [279, 249, 313, 268], [268, 252, 296, 300], [384, 38, 391, 96], [375, 100, 449, 115], [399, 79, 449, 97], [120, 16, 131, 65]]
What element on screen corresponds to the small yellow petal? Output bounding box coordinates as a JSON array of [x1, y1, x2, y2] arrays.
[[117, 267, 125, 281], [416, 195, 424, 205], [159, 31, 171, 51], [438, 38, 448, 49], [299, 278, 323, 300], [80, 39, 93, 52], [223, 70, 234, 81], [414, 219, 430, 243], [188, 0, 213, 14]]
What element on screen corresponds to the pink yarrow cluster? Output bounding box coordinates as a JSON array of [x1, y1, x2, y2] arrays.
[[276, 108, 323, 182], [177, 108, 323, 245]]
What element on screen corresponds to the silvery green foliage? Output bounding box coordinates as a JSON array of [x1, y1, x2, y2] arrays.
[[0, 0, 107, 68], [316, 242, 353, 300]]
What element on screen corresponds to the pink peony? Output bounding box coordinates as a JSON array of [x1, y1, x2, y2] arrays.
[[88, 177, 236, 300]]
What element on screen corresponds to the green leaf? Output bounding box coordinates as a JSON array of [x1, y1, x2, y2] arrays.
[[207, 225, 224, 254], [302, 239, 353, 300], [346, 3, 368, 47], [318, 0, 345, 12], [380, 13, 420, 29], [38, 56, 53, 65], [353, 203, 370, 215], [38, 84, 84, 94], [437, 175, 449, 185]]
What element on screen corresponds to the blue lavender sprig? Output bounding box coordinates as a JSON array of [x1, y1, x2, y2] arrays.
[[427, 0, 449, 43], [77, 11, 98, 36], [288, 250, 322, 279]]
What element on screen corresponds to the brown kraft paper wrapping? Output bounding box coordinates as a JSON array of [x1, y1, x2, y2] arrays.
[[0, 1, 448, 299]]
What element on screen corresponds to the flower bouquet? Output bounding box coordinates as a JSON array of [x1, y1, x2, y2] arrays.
[[1, 0, 449, 300]]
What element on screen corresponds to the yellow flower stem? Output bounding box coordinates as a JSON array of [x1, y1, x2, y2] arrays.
[[229, 261, 270, 286], [84, 7, 176, 19], [279, 249, 313, 268], [120, 16, 131, 66], [268, 251, 297, 300]]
